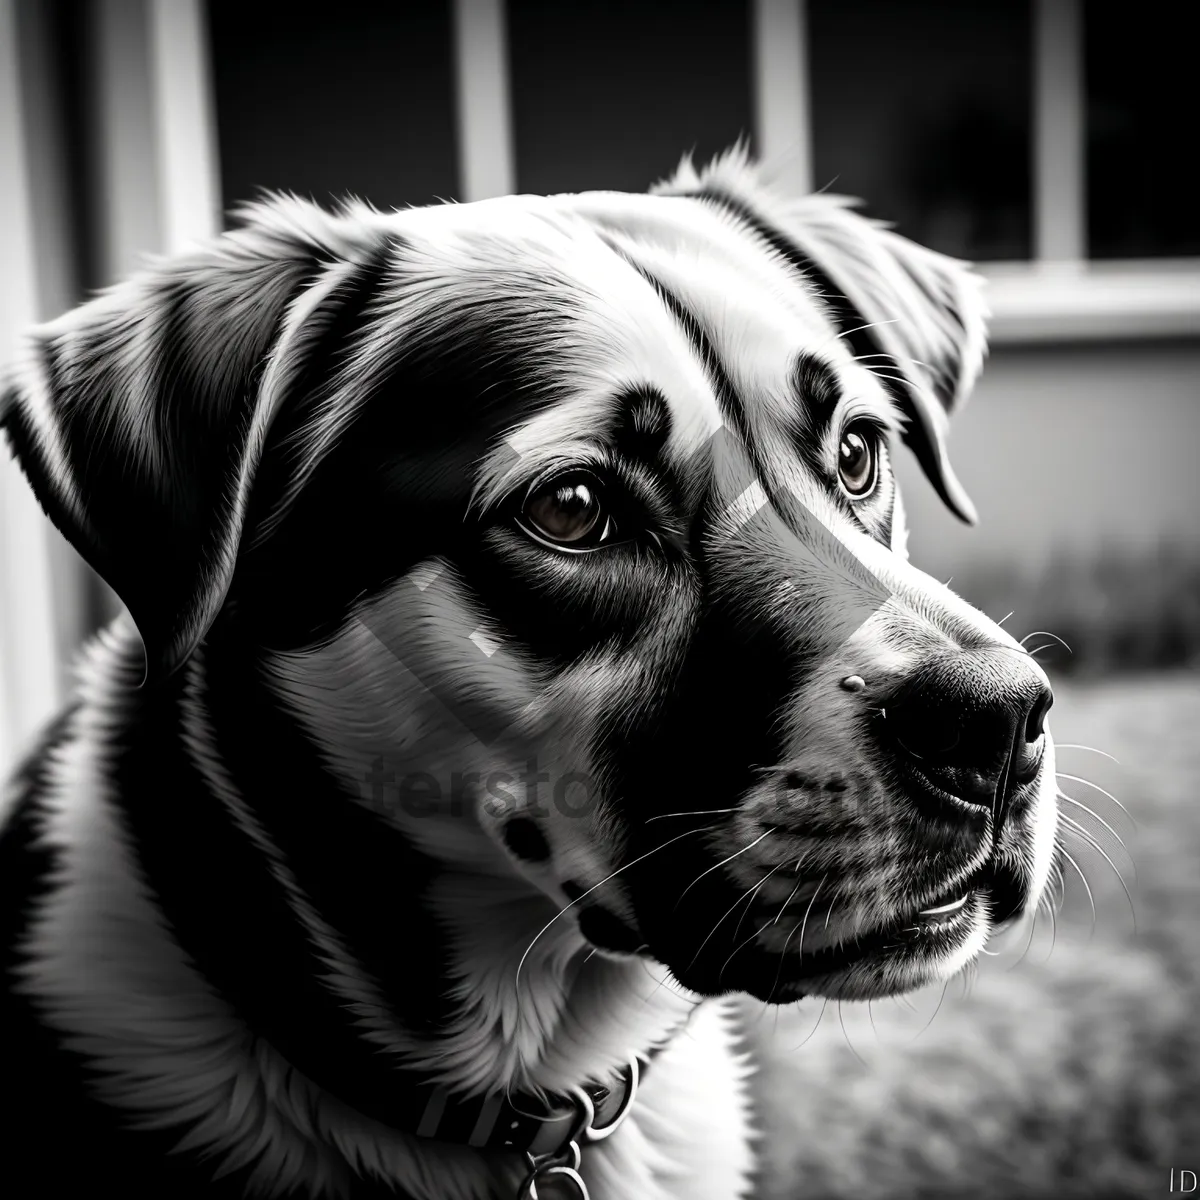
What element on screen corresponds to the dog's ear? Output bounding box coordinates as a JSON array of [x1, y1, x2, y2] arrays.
[[0, 196, 388, 684], [655, 149, 987, 525]]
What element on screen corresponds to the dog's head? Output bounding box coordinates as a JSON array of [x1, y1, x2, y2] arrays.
[[1, 150, 1057, 1004]]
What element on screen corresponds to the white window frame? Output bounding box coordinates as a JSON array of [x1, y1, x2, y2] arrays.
[[0, 0, 223, 775], [0, 0, 62, 773]]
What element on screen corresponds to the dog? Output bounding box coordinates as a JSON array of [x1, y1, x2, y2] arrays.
[[0, 147, 1059, 1199]]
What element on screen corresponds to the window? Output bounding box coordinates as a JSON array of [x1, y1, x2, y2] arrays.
[[199, 0, 1200, 341], [807, 0, 1033, 263], [208, 1, 458, 214], [756, 0, 1200, 340], [1085, 0, 1200, 260], [508, 0, 753, 197]]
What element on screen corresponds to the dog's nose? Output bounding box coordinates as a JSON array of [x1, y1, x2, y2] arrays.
[[881, 652, 1053, 820]]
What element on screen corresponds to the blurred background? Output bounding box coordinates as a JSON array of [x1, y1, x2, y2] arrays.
[[0, 1, 1197, 1196]]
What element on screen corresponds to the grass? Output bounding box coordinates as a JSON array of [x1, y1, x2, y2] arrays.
[[749, 670, 1200, 1199]]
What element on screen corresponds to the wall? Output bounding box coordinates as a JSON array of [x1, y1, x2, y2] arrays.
[[896, 338, 1200, 582]]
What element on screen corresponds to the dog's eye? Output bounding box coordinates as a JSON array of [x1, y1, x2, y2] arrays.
[[519, 473, 617, 551], [838, 425, 878, 499]]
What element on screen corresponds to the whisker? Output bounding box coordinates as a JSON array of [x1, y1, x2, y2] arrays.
[[1060, 846, 1097, 940], [1002, 908, 1036, 972], [1056, 772, 1134, 823], [772, 875, 807, 927], [851, 352, 932, 370], [839, 317, 902, 342], [1020, 905, 1042, 968], [1021, 629, 1073, 655], [790, 998, 829, 1052], [637, 958, 692, 1004], [996, 610, 1015, 627], [647, 807, 741, 823], [768, 876, 828, 1001], [1043, 888, 1059, 964], [515, 825, 714, 991], [673, 829, 775, 912], [838, 1000, 868, 1068], [719, 869, 807, 984], [1056, 790, 1133, 866], [915, 980, 950, 1040], [733, 861, 787, 943], [1055, 743, 1121, 765], [1060, 814, 1138, 931], [686, 861, 785, 974]]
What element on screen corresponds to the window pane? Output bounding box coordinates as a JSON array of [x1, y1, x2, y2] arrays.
[[808, 0, 1033, 262], [1085, 0, 1200, 259], [508, 0, 753, 197], [208, 1, 457, 217]]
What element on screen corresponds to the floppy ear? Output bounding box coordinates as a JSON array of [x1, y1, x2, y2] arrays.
[[655, 149, 987, 525], [0, 195, 388, 684]]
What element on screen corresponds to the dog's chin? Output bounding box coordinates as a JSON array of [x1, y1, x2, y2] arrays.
[[746, 891, 992, 1003], [646, 860, 1033, 1004]]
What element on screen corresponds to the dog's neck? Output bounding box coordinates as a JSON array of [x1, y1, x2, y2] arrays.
[[13, 618, 705, 1199], [94, 616, 695, 1112]]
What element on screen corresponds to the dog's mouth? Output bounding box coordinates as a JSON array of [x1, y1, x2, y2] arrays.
[[659, 857, 1027, 1003], [791, 872, 979, 971], [756, 859, 1026, 999]]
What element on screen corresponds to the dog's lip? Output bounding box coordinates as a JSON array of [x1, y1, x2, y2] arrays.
[[911, 867, 984, 919], [766, 866, 990, 984], [878, 869, 984, 941], [917, 892, 970, 917]]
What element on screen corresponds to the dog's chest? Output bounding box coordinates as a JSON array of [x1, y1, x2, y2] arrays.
[[2, 713, 757, 1200]]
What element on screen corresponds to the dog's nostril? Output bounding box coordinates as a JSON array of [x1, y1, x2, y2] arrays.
[[1025, 684, 1054, 743], [1013, 683, 1053, 783], [1013, 734, 1045, 783]]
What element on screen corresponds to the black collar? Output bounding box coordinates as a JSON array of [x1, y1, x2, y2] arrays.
[[386, 1003, 698, 1160]]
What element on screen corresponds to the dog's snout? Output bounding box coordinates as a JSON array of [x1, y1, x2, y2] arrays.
[[880, 653, 1053, 821]]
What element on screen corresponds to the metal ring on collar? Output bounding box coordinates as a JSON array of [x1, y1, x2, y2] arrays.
[[573, 1057, 639, 1144], [518, 1163, 589, 1200], [524, 1141, 582, 1176]]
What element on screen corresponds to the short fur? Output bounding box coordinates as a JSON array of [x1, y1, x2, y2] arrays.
[[0, 148, 1058, 1198]]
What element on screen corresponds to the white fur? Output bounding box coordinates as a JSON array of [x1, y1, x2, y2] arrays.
[[16, 621, 755, 1198], [261, 572, 701, 1098]]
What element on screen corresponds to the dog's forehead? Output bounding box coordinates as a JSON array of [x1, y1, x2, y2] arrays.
[[416, 191, 880, 511]]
